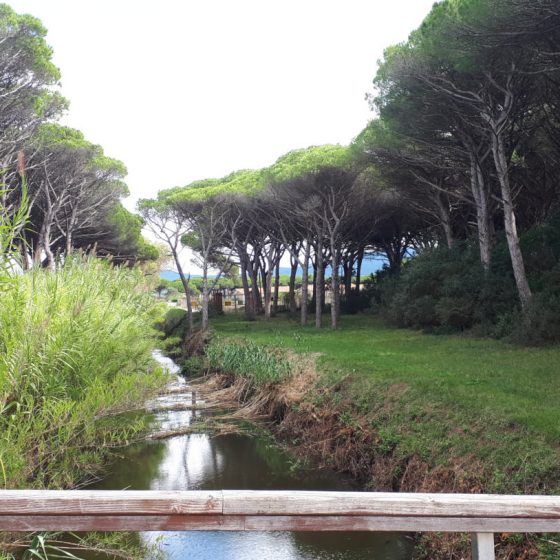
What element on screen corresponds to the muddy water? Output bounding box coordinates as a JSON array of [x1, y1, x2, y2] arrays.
[[95, 351, 413, 560]]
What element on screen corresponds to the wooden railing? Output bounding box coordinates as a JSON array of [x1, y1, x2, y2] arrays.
[[2, 490, 560, 559]]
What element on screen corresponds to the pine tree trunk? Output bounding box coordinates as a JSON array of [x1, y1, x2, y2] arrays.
[[34, 221, 47, 267], [311, 258, 317, 304], [272, 262, 280, 315], [173, 248, 193, 332], [65, 231, 73, 257], [330, 249, 340, 329], [288, 255, 298, 316], [264, 269, 273, 320], [65, 208, 78, 257], [435, 194, 454, 249], [356, 246, 364, 291], [301, 243, 310, 326], [185, 285, 193, 331], [249, 263, 261, 314], [469, 155, 493, 271], [343, 254, 353, 298], [491, 132, 532, 309], [240, 258, 253, 319], [43, 221, 55, 270], [315, 238, 323, 329], [201, 264, 209, 331]]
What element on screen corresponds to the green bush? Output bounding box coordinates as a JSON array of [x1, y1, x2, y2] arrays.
[[341, 289, 371, 314], [159, 307, 188, 338], [507, 293, 560, 346], [181, 356, 204, 377], [375, 215, 560, 344], [380, 242, 498, 331]]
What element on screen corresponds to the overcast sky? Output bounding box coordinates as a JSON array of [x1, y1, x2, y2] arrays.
[[8, 0, 434, 211]]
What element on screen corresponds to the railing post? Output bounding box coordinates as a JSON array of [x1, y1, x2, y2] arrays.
[[471, 532, 495, 560]]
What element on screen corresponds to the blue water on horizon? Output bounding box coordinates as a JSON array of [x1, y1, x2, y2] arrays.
[[160, 256, 387, 281]]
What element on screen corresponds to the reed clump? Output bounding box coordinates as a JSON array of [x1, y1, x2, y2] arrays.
[[206, 338, 291, 386], [0, 257, 167, 489]]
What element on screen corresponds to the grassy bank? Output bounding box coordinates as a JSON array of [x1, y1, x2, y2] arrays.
[[203, 313, 560, 557], [211, 313, 560, 490]]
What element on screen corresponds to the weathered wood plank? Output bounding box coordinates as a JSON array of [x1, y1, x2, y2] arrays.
[[243, 516, 560, 533], [0, 490, 222, 515], [472, 533, 495, 560], [222, 491, 560, 518], [0, 515, 244, 532], [6, 514, 247, 532], [1, 515, 559, 533], [1, 490, 560, 535]]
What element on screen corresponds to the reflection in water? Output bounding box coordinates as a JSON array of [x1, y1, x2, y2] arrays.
[[94, 351, 413, 560], [142, 530, 412, 560]]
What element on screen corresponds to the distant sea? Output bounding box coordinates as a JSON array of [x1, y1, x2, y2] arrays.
[[160, 256, 386, 281]]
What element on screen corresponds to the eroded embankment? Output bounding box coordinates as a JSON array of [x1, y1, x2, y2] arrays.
[[192, 343, 559, 560]]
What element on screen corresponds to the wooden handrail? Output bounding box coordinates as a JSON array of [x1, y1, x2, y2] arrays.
[[1, 490, 559, 560]]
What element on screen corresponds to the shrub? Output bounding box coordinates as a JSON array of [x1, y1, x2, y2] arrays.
[[181, 355, 204, 377], [159, 307, 188, 338], [341, 289, 371, 314], [375, 221, 560, 345], [378, 242, 490, 331], [507, 293, 560, 346]]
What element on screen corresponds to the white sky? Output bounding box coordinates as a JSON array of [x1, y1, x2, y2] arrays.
[[7, 0, 435, 274], [8, 0, 434, 209]]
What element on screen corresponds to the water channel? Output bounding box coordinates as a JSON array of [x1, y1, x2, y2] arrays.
[[94, 351, 413, 560]]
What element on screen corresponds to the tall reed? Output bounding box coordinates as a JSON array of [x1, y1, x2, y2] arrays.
[[0, 257, 166, 489], [206, 338, 291, 386]]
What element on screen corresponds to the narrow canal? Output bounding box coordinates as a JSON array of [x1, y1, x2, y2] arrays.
[[95, 351, 413, 560]]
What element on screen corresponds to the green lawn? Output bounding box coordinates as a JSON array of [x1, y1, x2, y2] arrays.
[[211, 313, 560, 492]]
